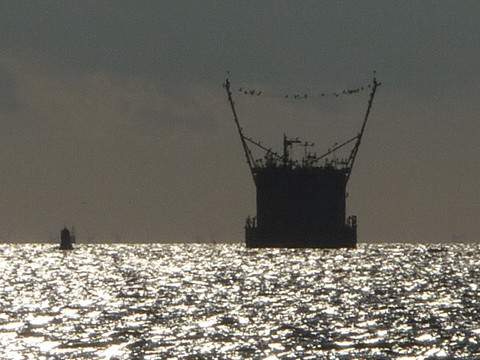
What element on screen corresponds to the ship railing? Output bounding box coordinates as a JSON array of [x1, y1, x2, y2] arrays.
[[245, 216, 257, 230], [346, 215, 357, 229]]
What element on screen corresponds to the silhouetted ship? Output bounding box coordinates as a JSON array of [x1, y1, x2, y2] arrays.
[[59, 226, 74, 250], [224, 74, 381, 248]]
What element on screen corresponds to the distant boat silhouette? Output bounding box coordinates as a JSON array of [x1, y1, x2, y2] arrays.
[[59, 227, 73, 250]]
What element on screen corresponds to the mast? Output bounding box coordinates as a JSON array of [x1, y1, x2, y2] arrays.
[[345, 73, 381, 184], [224, 77, 256, 183], [282, 134, 301, 166]]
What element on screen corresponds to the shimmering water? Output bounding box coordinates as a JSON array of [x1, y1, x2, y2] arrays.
[[0, 244, 479, 359]]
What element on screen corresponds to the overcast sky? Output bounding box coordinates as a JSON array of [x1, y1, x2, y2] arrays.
[[1, 1, 479, 243]]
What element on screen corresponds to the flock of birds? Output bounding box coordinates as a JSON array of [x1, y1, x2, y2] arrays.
[[237, 84, 370, 100]]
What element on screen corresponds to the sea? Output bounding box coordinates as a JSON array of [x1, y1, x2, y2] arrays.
[[0, 243, 479, 359]]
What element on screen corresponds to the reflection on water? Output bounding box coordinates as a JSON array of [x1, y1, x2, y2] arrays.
[[0, 244, 479, 359]]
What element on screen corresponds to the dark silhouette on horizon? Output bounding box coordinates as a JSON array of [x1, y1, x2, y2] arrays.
[[60, 227, 73, 250], [224, 74, 381, 248]]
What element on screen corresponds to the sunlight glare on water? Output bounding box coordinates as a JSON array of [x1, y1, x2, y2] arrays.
[[0, 243, 479, 358]]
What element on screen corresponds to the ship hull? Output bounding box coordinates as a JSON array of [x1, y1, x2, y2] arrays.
[[245, 166, 357, 249], [245, 225, 357, 249]]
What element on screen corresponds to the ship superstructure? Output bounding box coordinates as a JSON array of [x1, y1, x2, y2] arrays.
[[224, 73, 380, 248]]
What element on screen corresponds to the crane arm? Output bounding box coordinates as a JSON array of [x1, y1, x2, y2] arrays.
[[315, 134, 359, 163], [243, 135, 281, 159], [345, 75, 381, 184], [224, 77, 256, 183]]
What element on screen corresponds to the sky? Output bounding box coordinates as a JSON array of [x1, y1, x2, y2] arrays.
[[0, 1, 479, 243]]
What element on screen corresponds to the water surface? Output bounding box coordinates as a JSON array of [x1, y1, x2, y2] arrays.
[[0, 244, 479, 359]]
